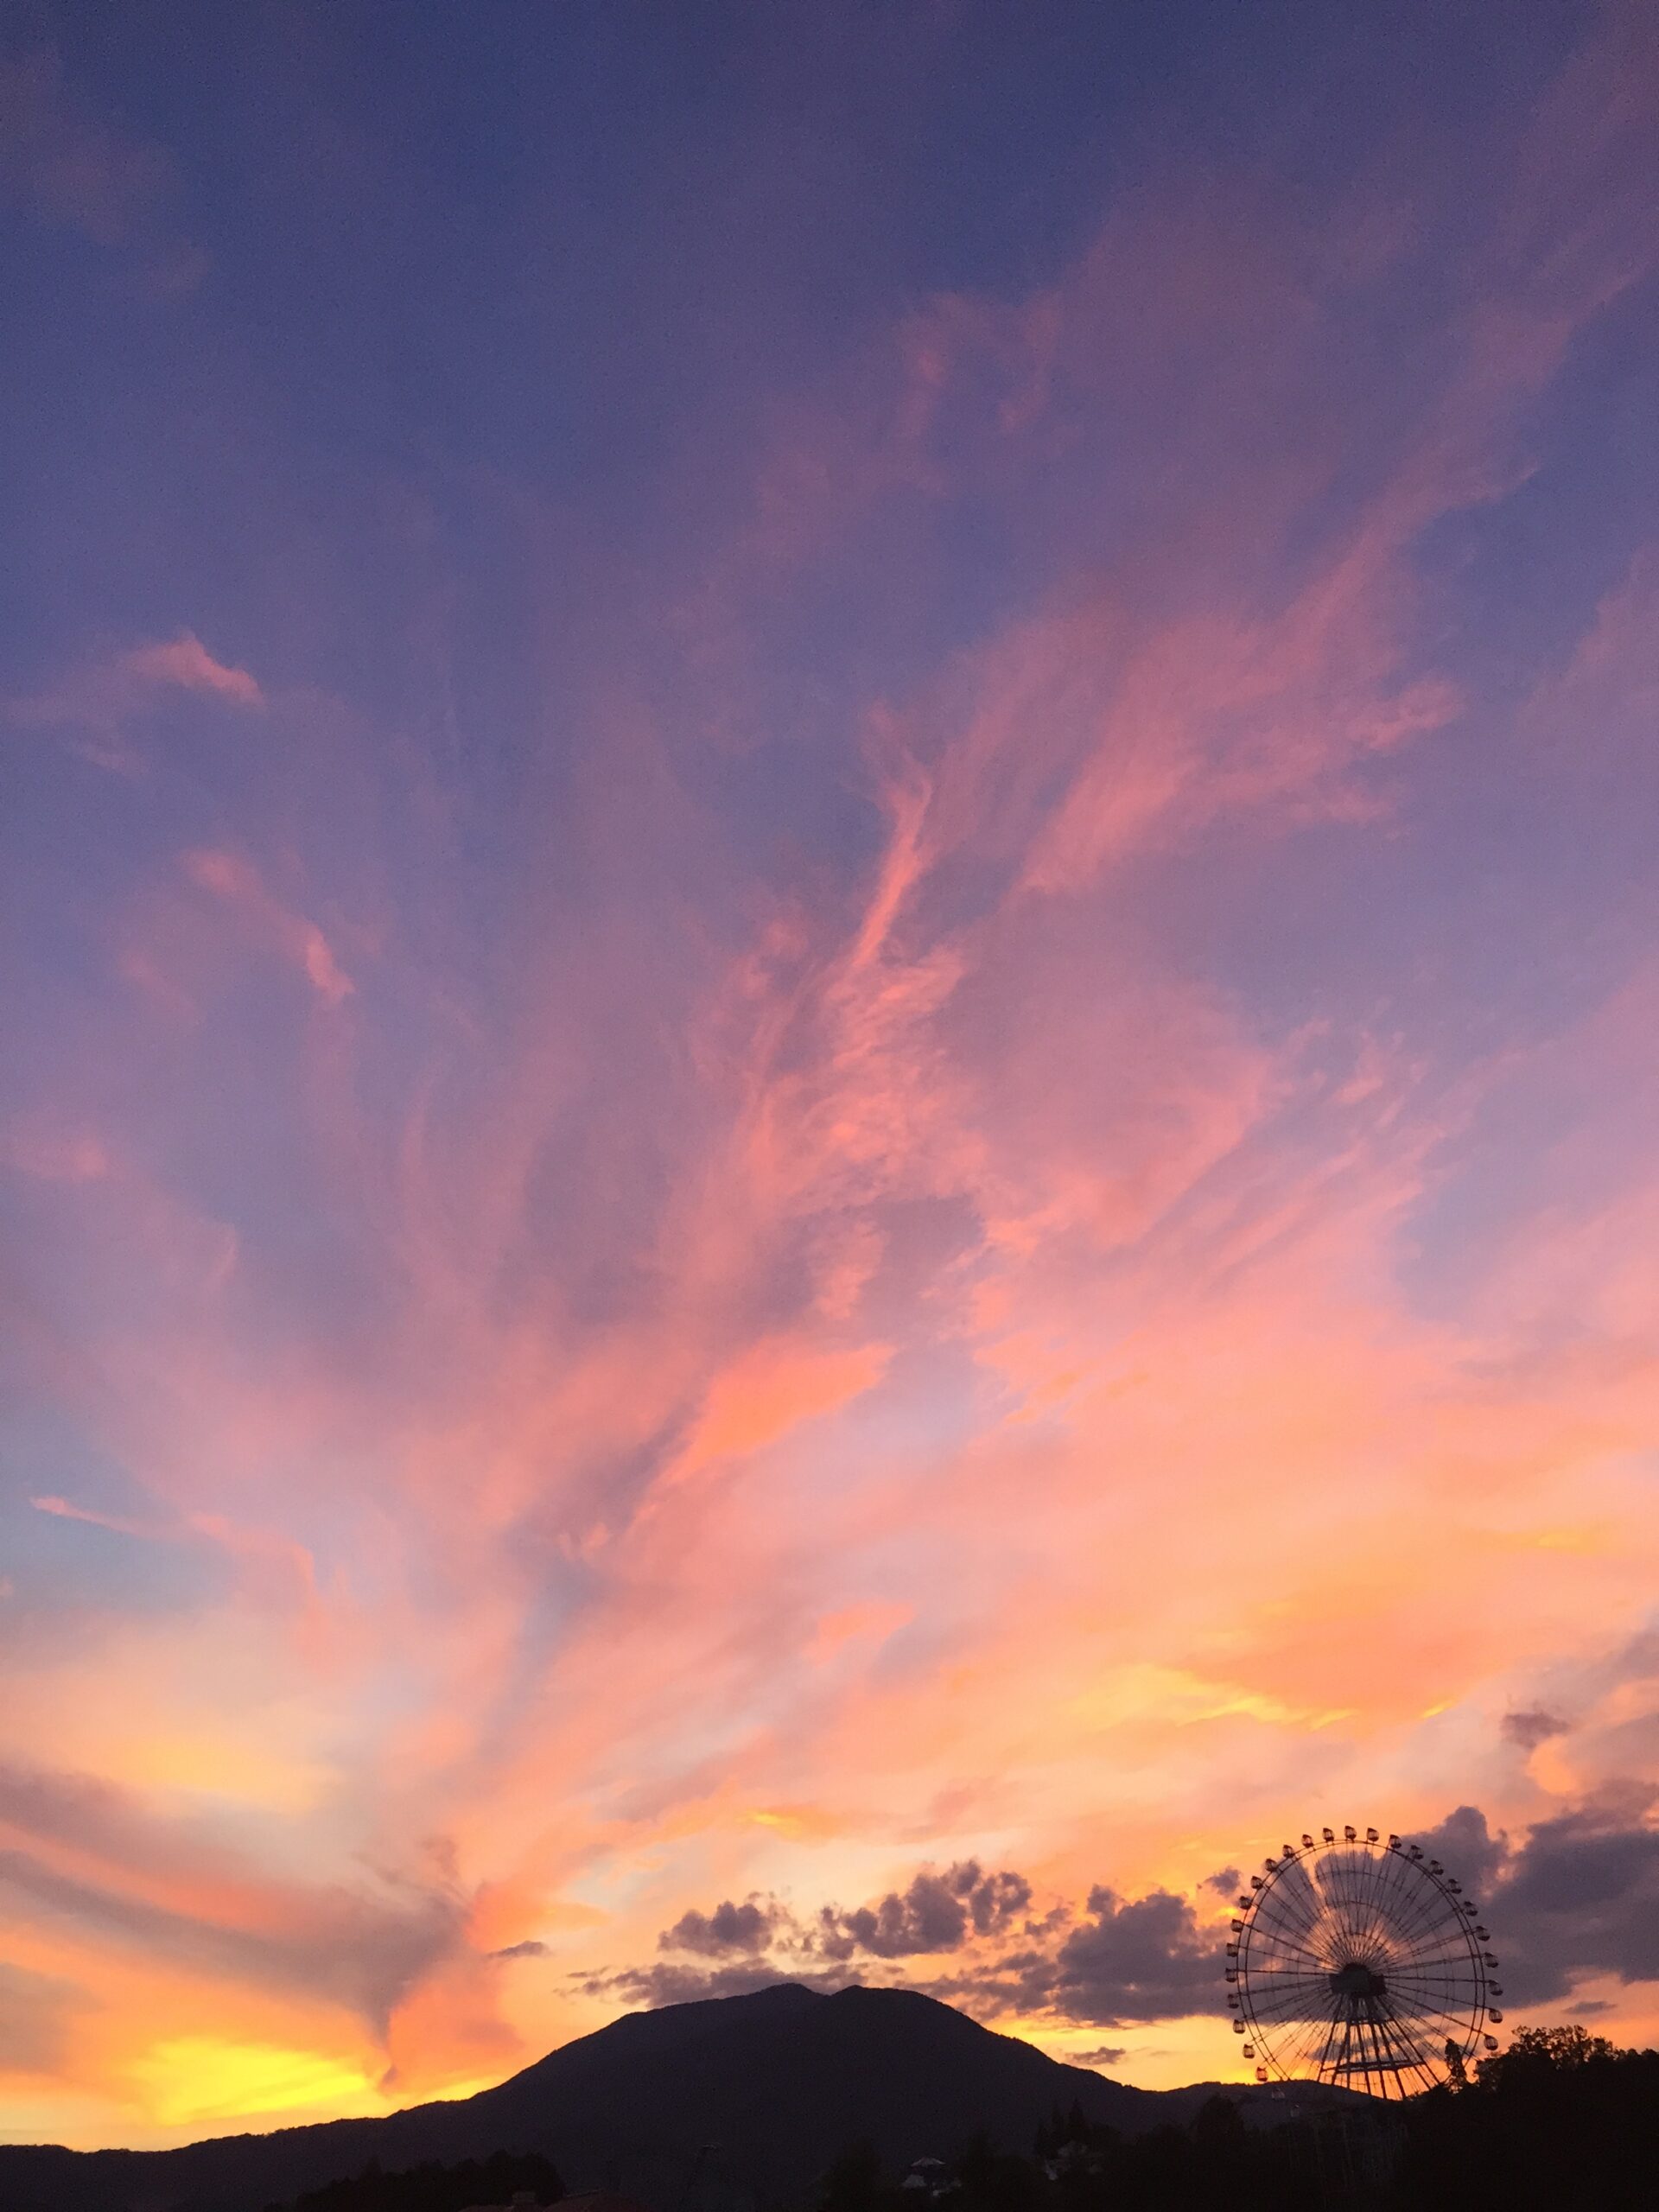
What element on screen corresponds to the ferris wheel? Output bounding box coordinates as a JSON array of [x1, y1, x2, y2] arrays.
[[1224, 1826, 1503, 2099]]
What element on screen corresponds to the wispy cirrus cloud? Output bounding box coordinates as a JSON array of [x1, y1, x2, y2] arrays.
[[8, 632, 264, 772], [0, 1760, 471, 2036]]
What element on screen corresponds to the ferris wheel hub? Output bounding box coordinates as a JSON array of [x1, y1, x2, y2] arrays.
[[1329, 1961, 1388, 2000]]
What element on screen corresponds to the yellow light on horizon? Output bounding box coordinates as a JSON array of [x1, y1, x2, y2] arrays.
[[126, 2038, 379, 2128]]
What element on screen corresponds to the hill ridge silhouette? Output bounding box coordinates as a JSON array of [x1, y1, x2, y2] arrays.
[[0, 1981, 1342, 2212]]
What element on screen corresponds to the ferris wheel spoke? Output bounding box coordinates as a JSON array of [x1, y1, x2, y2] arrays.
[[1374, 2012, 1437, 2098], [1388, 1994, 1482, 2026], [1366, 1852, 1416, 1961], [1285, 2005, 1338, 2082], [1299, 2020, 1339, 2080], [1247, 1981, 1336, 2017], [1392, 1999, 1483, 2028], [1382, 1973, 1477, 2010], [1326, 1855, 1378, 1960], [1402, 1911, 1466, 1964], [1388, 1950, 1483, 1980], [1363, 1860, 1407, 1958], [1382, 2006, 1480, 2053], [1281, 1891, 1329, 1953], [1379, 1902, 1467, 1986], [1248, 1985, 1336, 2023], [1371, 1848, 1444, 1951], [1253, 1882, 1325, 1953], [1346, 1847, 1390, 1954], [1246, 1915, 1333, 1973], [1392, 1948, 1482, 1996], [1247, 1929, 1336, 1981], [1391, 1865, 1467, 1955], [1395, 1967, 1479, 2006], [1378, 1997, 1437, 2053], [1390, 1919, 1480, 1970], [1395, 1929, 1479, 1961], [1312, 1855, 1355, 1950]]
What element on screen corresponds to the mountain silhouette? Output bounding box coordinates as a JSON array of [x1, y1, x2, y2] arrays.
[[0, 1981, 1343, 2212]]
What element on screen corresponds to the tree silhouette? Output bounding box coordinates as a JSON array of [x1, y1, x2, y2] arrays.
[[819, 2140, 887, 2212]]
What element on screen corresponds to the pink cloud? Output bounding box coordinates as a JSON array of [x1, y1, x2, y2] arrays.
[[7, 632, 264, 753], [2, 1128, 111, 1184], [0, 48, 205, 289], [655, 1334, 894, 1498], [124, 635, 264, 708], [29, 1496, 156, 1540], [180, 849, 353, 1007]]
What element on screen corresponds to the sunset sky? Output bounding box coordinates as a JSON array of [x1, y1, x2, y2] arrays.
[[3, 0, 1658, 2152]]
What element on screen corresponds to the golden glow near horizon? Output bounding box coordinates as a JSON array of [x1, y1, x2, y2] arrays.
[[124, 2043, 381, 2131]]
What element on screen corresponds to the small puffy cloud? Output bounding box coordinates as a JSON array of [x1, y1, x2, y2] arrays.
[[596, 1794, 1659, 2036], [488, 1939, 549, 1961], [969, 1868, 1034, 1935], [581, 1962, 830, 2009], [1386, 1802, 1659, 2012], [1491, 1799, 1659, 2006], [1408, 1803, 1512, 1896], [659, 1896, 787, 1957], [817, 1862, 1030, 1961], [1071, 2044, 1128, 2069], [827, 1873, 964, 1960], [1503, 1707, 1571, 1752], [1042, 1887, 1224, 2027], [618, 1862, 1039, 2016]]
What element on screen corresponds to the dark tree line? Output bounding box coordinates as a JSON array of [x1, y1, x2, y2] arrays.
[[820, 2024, 1659, 2212], [273, 2148, 564, 2212], [1395, 2023, 1659, 2210]]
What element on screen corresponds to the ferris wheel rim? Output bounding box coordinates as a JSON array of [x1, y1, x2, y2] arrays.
[[1224, 1828, 1498, 2101]]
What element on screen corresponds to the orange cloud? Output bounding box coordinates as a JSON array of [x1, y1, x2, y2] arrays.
[[656, 1335, 893, 1497]]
